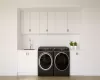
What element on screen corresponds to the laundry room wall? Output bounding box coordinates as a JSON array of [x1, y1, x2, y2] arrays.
[[0, 0, 100, 76], [0, 0, 17, 75], [80, 8, 100, 76]]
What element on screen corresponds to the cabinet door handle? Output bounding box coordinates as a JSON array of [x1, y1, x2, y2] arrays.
[[67, 29, 69, 32], [28, 53, 29, 55], [29, 29, 31, 32], [26, 53, 28, 55], [26, 53, 29, 56], [46, 29, 48, 32], [76, 52, 78, 55]]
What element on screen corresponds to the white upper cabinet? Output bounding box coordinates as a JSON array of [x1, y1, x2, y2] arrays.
[[55, 12, 67, 33], [48, 12, 56, 33], [68, 11, 81, 33], [20, 8, 81, 35], [21, 11, 30, 34], [21, 11, 39, 34], [30, 12, 39, 34], [39, 12, 48, 34]]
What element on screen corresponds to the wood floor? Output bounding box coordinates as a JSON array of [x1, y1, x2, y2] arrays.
[[0, 76, 100, 80]]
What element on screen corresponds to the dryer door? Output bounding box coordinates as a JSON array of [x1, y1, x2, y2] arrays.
[[39, 52, 53, 71], [55, 52, 69, 71]]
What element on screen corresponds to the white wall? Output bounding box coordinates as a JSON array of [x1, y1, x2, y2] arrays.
[[0, 0, 100, 76], [22, 35, 80, 50], [0, 0, 17, 75], [80, 8, 100, 75]]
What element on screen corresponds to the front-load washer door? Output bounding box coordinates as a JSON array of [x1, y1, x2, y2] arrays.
[[39, 52, 53, 71], [55, 52, 69, 71]]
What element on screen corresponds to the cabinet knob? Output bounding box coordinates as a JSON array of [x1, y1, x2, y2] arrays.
[[46, 29, 48, 32], [67, 29, 69, 32], [26, 53, 29, 56], [28, 53, 29, 55], [26, 53, 27, 55], [29, 29, 31, 32], [76, 52, 78, 55]]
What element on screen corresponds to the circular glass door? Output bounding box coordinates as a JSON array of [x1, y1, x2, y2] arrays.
[[39, 52, 53, 71], [55, 52, 69, 71]]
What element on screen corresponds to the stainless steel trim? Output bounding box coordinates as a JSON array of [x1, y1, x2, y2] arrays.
[[54, 52, 69, 71], [39, 52, 53, 71]]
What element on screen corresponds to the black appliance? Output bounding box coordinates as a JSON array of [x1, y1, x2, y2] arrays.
[[38, 46, 70, 76], [38, 47, 54, 76], [54, 47, 70, 76]]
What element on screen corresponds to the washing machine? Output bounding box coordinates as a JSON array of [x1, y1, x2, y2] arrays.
[[38, 47, 54, 76], [54, 47, 70, 76]]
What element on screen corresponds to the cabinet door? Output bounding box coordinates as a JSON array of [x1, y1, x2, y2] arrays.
[[55, 12, 67, 33], [68, 11, 81, 33], [18, 51, 29, 74], [70, 51, 81, 75], [18, 50, 38, 75], [48, 12, 56, 33], [27, 50, 38, 75], [21, 11, 30, 34], [39, 12, 47, 33], [30, 12, 39, 34]]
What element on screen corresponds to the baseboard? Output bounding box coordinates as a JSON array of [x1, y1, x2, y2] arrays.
[[0, 73, 17, 76]]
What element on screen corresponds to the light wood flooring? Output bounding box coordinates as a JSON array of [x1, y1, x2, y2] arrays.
[[0, 76, 100, 80]]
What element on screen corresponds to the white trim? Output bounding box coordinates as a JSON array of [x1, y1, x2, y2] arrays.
[[20, 7, 82, 12], [0, 73, 17, 76]]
